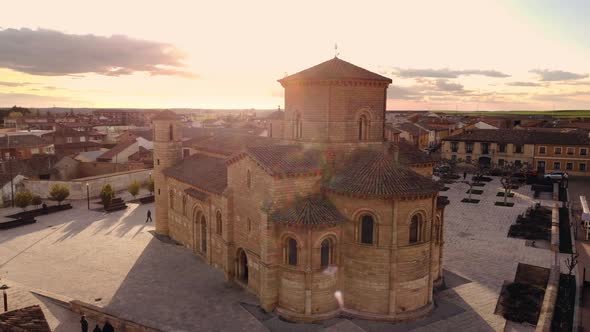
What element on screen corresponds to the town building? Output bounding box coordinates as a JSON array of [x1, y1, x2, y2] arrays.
[[0, 134, 55, 160], [441, 128, 590, 175], [153, 58, 446, 322]]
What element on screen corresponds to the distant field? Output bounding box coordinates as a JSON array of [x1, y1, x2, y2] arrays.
[[433, 110, 590, 118]]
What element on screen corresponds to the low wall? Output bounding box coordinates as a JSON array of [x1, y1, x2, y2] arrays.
[[535, 266, 560, 332], [550, 203, 559, 252], [71, 300, 160, 332], [78, 161, 131, 178], [22, 169, 151, 199]]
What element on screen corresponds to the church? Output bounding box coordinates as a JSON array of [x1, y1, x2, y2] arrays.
[[152, 57, 447, 322]]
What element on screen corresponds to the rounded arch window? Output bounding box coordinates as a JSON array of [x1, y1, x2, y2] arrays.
[[169, 191, 174, 210], [320, 238, 334, 268], [409, 213, 424, 244], [360, 214, 375, 245], [286, 237, 298, 266], [216, 210, 222, 235], [358, 114, 370, 141]]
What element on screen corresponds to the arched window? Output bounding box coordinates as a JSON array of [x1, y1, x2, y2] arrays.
[[287, 237, 298, 266], [358, 114, 369, 141], [320, 239, 332, 268], [293, 112, 302, 139], [169, 124, 174, 141], [182, 195, 187, 216], [169, 191, 174, 210], [360, 214, 374, 244], [216, 211, 222, 235], [410, 214, 423, 244], [246, 170, 251, 189], [247, 218, 251, 233]]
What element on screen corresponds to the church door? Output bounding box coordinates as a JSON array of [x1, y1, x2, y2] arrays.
[[237, 249, 248, 283]]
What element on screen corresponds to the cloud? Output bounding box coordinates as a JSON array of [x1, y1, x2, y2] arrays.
[[0, 81, 31, 87], [392, 68, 510, 78], [434, 79, 464, 92], [0, 28, 197, 78], [530, 69, 588, 81], [506, 81, 543, 87]]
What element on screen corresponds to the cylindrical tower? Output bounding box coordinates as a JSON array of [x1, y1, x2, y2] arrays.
[[152, 110, 182, 235]]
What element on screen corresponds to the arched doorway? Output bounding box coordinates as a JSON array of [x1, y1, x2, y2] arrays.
[[237, 248, 248, 283], [200, 215, 207, 253]]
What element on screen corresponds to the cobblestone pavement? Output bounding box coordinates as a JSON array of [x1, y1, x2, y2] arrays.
[[0, 179, 557, 331]]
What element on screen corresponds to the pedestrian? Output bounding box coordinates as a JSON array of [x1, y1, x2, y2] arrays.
[[463, 171, 467, 180], [80, 314, 88, 332], [42, 203, 48, 214], [146, 209, 152, 223], [103, 321, 114, 332], [93, 324, 102, 332]]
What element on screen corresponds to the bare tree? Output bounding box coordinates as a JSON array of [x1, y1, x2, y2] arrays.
[[500, 176, 513, 206], [565, 252, 579, 276]]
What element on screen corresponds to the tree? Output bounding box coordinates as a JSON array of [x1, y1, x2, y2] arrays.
[[565, 252, 579, 276], [128, 181, 140, 199], [463, 180, 475, 201], [14, 191, 33, 211], [501, 176, 513, 205], [31, 195, 42, 208], [49, 184, 70, 205], [8, 111, 23, 119], [146, 178, 154, 195], [100, 184, 114, 207]]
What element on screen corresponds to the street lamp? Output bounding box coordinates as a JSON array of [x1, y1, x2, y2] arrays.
[[0, 284, 9, 312], [86, 183, 90, 210]]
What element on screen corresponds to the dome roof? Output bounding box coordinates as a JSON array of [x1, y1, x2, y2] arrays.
[[324, 148, 441, 198], [151, 110, 180, 121]]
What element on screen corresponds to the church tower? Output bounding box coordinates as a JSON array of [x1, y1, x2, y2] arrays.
[[152, 110, 182, 235], [278, 57, 392, 143]]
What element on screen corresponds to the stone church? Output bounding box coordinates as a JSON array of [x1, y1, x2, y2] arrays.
[[152, 57, 447, 322]]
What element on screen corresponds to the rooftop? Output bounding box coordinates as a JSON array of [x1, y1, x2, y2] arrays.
[[0, 305, 51, 332], [444, 128, 590, 145], [270, 194, 346, 226], [97, 139, 137, 161], [246, 145, 325, 177], [163, 154, 228, 194], [278, 57, 392, 84], [0, 135, 49, 148]]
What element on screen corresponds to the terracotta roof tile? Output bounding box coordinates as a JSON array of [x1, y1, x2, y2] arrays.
[[247, 145, 325, 176], [271, 195, 346, 225], [324, 148, 441, 198], [187, 133, 278, 156], [444, 128, 590, 145], [97, 139, 137, 160], [185, 188, 209, 202], [0, 305, 51, 332], [279, 57, 392, 83], [392, 141, 438, 165], [163, 154, 227, 195]]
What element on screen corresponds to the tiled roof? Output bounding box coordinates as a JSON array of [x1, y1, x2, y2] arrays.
[[0, 305, 51, 332], [246, 145, 325, 176], [324, 148, 441, 198], [185, 188, 209, 202], [97, 139, 137, 160], [271, 195, 346, 226], [444, 129, 590, 145], [189, 133, 278, 156], [0, 135, 48, 148], [279, 57, 392, 84], [396, 122, 425, 136], [151, 110, 179, 121], [163, 154, 227, 195], [392, 141, 438, 165]]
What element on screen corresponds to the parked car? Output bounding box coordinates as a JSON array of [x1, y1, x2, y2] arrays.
[[544, 171, 568, 181], [434, 164, 450, 174]]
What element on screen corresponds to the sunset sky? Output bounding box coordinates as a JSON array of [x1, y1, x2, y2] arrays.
[[0, 0, 589, 110]]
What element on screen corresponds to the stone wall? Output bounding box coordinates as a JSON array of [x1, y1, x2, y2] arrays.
[[22, 169, 151, 199], [535, 265, 560, 332]]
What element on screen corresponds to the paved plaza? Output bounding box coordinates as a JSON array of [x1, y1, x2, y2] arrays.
[[0, 178, 561, 331]]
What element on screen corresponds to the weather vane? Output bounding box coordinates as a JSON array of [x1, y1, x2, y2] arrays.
[[334, 43, 339, 58]]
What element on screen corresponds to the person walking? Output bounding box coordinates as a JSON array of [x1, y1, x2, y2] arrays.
[[463, 171, 467, 180], [80, 314, 88, 332], [146, 209, 152, 223], [93, 324, 102, 332]]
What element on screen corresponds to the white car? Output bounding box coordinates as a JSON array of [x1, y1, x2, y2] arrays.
[[544, 171, 568, 181]]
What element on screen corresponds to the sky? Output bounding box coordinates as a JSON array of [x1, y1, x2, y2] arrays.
[[0, 0, 589, 111]]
